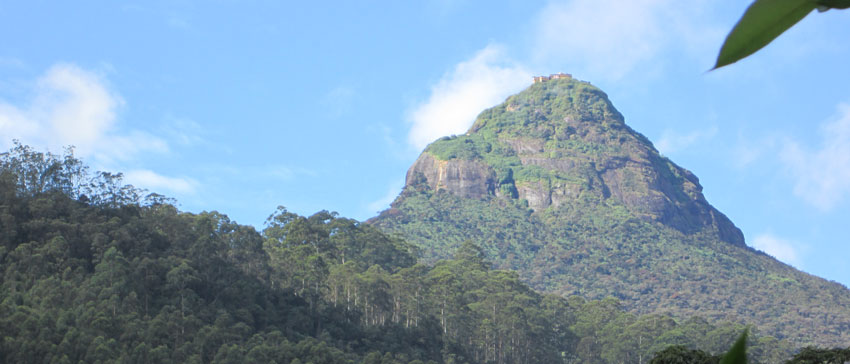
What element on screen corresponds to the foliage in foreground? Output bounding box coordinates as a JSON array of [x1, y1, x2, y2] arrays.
[[715, 0, 850, 69], [785, 346, 850, 363], [652, 329, 850, 364], [650, 345, 720, 364]]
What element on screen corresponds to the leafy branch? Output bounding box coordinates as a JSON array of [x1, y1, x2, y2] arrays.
[[714, 0, 850, 69]]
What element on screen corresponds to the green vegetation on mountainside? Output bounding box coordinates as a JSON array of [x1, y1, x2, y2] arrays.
[[424, 79, 630, 187], [1, 144, 805, 363], [376, 185, 850, 348], [371, 78, 850, 348], [420, 78, 703, 226]]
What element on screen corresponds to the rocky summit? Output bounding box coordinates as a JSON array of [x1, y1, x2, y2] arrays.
[[371, 77, 850, 346], [404, 78, 743, 246]]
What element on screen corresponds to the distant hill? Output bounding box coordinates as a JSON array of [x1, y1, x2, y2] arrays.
[[370, 77, 850, 347]]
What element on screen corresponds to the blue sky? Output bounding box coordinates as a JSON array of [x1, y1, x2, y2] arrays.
[[1, 1, 849, 287]]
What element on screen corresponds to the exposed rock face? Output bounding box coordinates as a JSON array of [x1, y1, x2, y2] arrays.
[[405, 153, 496, 199], [401, 78, 744, 246]]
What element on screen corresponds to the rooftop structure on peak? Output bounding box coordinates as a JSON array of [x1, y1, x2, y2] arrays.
[[533, 72, 572, 83]]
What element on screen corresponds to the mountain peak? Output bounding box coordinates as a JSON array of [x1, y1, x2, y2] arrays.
[[410, 77, 744, 246], [468, 76, 624, 136]]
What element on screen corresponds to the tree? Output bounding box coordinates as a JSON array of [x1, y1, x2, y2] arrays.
[[166, 260, 200, 347]]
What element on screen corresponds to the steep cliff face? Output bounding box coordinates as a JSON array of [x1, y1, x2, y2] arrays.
[[405, 153, 496, 199], [371, 77, 850, 347]]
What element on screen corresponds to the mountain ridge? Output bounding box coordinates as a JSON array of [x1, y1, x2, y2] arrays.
[[370, 77, 850, 346]]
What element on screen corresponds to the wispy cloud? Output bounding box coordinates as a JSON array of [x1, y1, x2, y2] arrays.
[[407, 44, 531, 150], [0, 63, 212, 200], [0, 63, 168, 162], [531, 0, 720, 81], [655, 126, 717, 155], [162, 114, 206, 146], [732, 133, 778, 168], [124, 169, 198, 195], [366, 179, 404, 215], [0, 63, 120, 151], [751, 233, 802, 268], [780, 103, 850, 210]]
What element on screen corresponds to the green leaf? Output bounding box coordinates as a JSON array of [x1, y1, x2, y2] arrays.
[[719, 329, 748, 364], [714, 0, 816, 69], [815, 0, 850, 9]]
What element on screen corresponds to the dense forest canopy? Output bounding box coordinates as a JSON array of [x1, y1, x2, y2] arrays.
[[0, 142, 845, 363]]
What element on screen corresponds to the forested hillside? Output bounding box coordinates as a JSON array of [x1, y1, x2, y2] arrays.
[[371, 77, 850, 347], [0, 144, 801, 363]]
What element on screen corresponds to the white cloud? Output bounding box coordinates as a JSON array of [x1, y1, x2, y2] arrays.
[[655, 126, 717, 155], [0, 63, 168, 162], [0, 102, 34, 137], [124, 169, 198, 195], [407, 44, 531, 150], [38, 64, 119, 147], [531, 0, 719, 81], [751, 233, 802, 267], [780, 103, 850, 210], [406, 1, 726, 150]]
